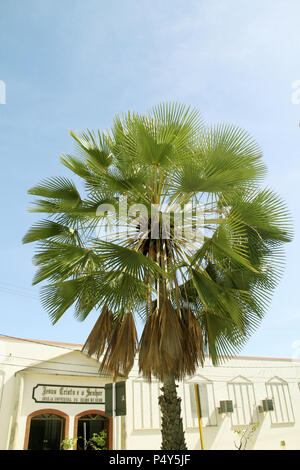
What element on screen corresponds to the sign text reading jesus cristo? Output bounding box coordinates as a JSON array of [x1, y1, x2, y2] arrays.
[[32, 384, 105, 404]]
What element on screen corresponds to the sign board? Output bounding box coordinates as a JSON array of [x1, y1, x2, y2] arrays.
[[32, 384, 105, 404]]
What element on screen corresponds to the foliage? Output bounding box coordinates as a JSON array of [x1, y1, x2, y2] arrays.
[[60, 431, 107, 450], [233, 423, 259, 450], [60, 437, 78, 450], [88, 431, 107, 450]]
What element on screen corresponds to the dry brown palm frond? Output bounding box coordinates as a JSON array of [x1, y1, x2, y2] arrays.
[[139, 299, 206, 381], [99, 311, 138, 379], [139, 299, 187, 381], [138, 307, 162, 381], [82, 305, 113, 360], [181, 308, 205, 374], [159, 299, 184, 375]]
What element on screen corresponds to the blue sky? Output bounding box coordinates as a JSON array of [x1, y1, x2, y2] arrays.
[[0, 0, 299, 358]]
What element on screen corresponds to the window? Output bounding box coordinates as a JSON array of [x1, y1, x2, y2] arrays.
[[77, 414, 107, 450], [227, 376, 258, 426], [265, 377, 295, 424], [184, 376, 217, 428], [132, 379, 161, 430], [27, 413, 65, 450]]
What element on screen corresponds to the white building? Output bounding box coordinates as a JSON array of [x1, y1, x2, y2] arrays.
[[0, 334, 299, 450]]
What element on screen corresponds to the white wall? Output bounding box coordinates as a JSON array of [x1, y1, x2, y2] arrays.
[[0, 337, 116, 450], [126, 356, 300, 450]]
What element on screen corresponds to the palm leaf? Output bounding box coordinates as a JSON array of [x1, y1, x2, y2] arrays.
[[24, 101, 292, 385]]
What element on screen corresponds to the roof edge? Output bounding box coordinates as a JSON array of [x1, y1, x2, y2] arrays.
[[0, 335, 82, 348]]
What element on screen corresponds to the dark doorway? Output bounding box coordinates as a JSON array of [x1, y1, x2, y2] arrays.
[[77, 414, 108, 450], [27, 413, 65, 450]]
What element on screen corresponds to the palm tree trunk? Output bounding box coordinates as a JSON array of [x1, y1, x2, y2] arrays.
[[158, 374, 187, 450]]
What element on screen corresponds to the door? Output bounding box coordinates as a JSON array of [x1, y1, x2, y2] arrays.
[[77, 414, 108, 450], [28, 413, 65, 450]]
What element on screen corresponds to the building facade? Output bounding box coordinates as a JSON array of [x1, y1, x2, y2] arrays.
[[0, 335, 299, 450]]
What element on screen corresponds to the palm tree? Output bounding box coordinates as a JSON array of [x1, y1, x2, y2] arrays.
[[23, 103, 292, 450]]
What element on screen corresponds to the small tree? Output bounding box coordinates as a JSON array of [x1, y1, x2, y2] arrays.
[[88, 431, 107, 450], [60, 437, 78, 450], [234, 423, 259, 450], [60, 431, 107, 450]]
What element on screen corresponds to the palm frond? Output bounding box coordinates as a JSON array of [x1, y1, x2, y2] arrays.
[[24, 101, 292, 382], [23, 219, 80, 244]]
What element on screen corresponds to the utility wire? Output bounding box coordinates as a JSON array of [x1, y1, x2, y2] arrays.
[[0, 361, 299, 382], [0, 353, 98, 369], [0, 352, 299, 370], [0, 282, 39, 300], [0, 361, 109, 376]]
